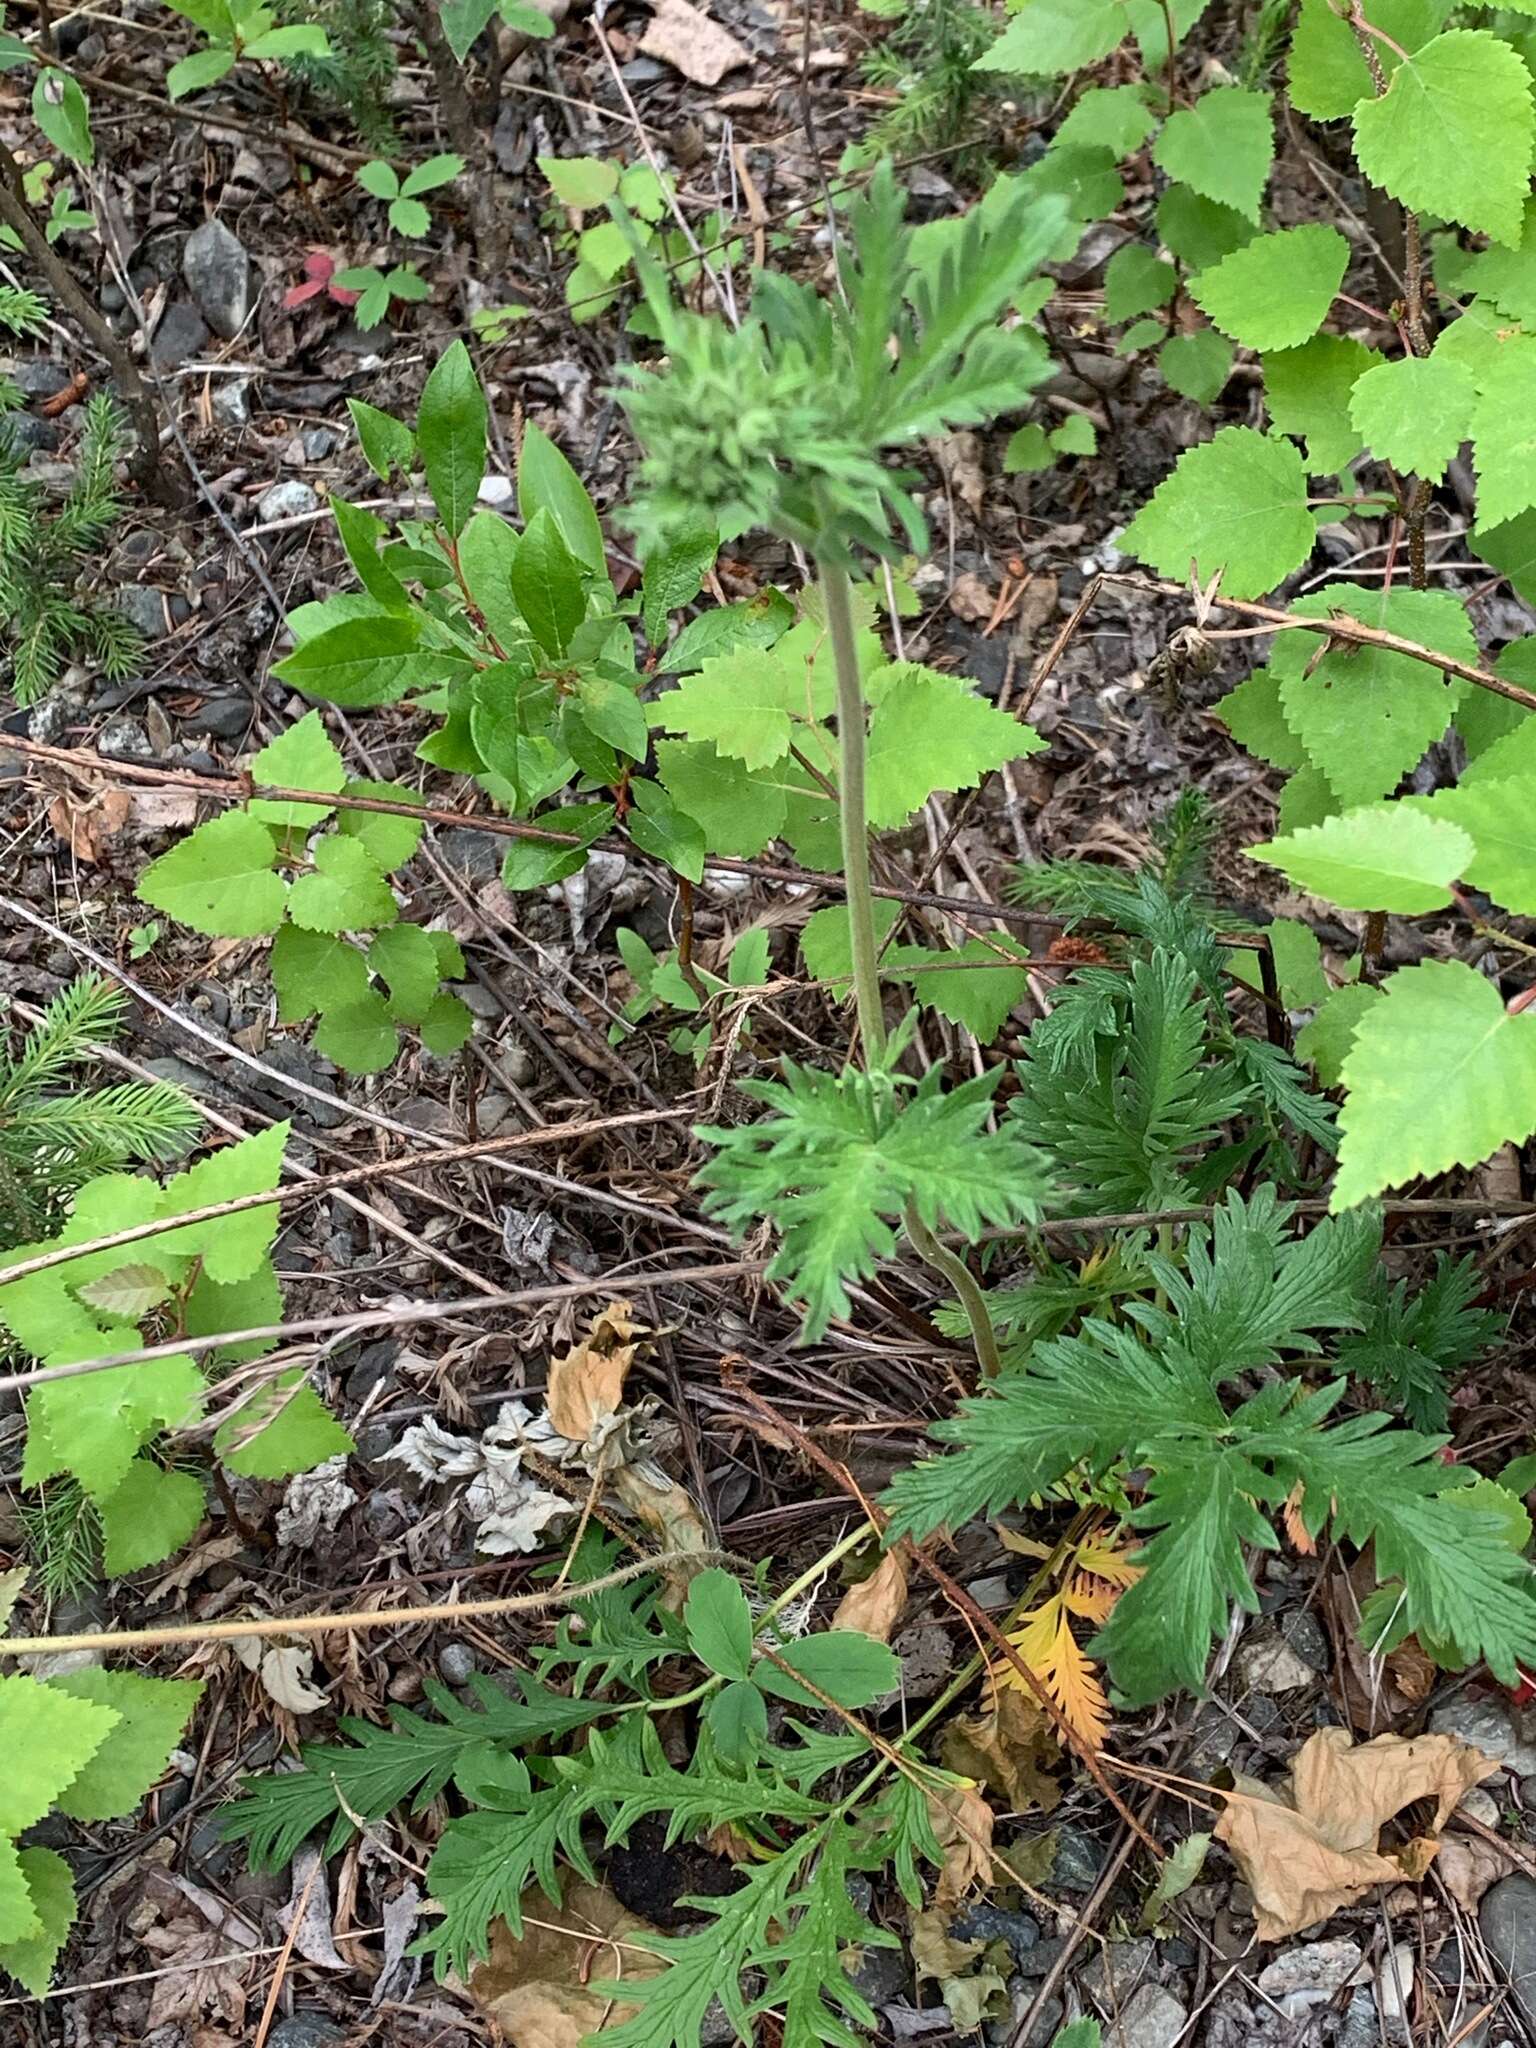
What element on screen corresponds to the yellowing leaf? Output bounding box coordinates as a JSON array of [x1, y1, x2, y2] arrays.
[[996, 1596, 1113, 1752]]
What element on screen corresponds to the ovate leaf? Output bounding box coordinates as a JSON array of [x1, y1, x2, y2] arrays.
[[1273, 584, 1471, 806], [975, 0, 1134, 77], [864, 665, 1044, 827], [1288, 0, 1455, 121], [50, 1670, 202, 1821], [417, 338, 487, 539], [136, 813, 285, 938], [1249, 806, 1473, 912], [1160, 329, 1235, 405], [217, 1376, 355, 1479], [1191, 226, 1348, 351], [653, 738, 786, 858], [0, 1847, 74, 1994], [98, 1461, 206, 1574], [1407, 778, 1536, 914], [685, 1568, 755, 1681], [1123, 427, 1313, 598], [755, 1632, 900, 1709], [0, 1673, 117, 1834], [1471, 339, 1536, 530], [518, 422, 607, 576], [1334, 959, 1536, 1206], [1266, 335, 1381, 475], [1296, 981, 1384, 1088], [248, 711, 348, 832], [1352, 30, 1536, 248], [1348, 355, 1475, 482], [289, 834, 399, 934], [1153, 87, 1274, 223]]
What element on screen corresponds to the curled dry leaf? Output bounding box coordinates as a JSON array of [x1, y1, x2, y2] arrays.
[[939, 1687, 1061, 1813], [232, 1636, 331, 1714], [544, 1299, 641, 1443], [831, 1544, 910, 1642], [466, 1880, 667, 2048], [1436, 1831, 1518, 1912], [1214, 1727, 1498, 1939], [928, 1780, 996, 1907]]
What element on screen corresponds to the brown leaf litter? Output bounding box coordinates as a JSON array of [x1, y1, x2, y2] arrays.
[[1214, 1727, 1499, 1939]]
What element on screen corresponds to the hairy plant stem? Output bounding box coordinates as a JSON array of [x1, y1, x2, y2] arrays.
[[822, 553, 1004, 1377]]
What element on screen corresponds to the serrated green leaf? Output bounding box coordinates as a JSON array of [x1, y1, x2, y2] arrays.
[[289, 834, 398, 934], [418, 339, 486, 539], [335, 779, 426, 873], [1334, 958, 1536, 1206], [1192, 226, 1348, 350], [183, 1257, 283, 1366], [0, 1847, 74, 1994], [1250, 805, 1473, 911], [76, 1262, 171, 1320], [653, 738, 786, 857], [1156, 185, 1256, 272], [217, 1374, 355, 1479], [0, 1673, 118, 1835], [274, 613, 454, 709], [368, 923, 442, 1025], [1472, 339, 1536, 529], [974, 0, 1133, 76], [419, 991, 474, 1056], [865, 664, 1044, 827], [891, 938, 1031, 1040], [1407, 777, 1536, 913], [315, 990, 400, 1072], [657, 653, 813, 772], [626, 777, 707, 882], [1288, 0, 1454, 121], [1117, 316, 1167, 356], [685, 1568, 755, 1680], [1296, 981, 1384, 1088], [1267, 919, 1329, 1010], [99, 1461, 206, 1574], [137, 813, 285, 938], [1215, 667, 1307, 771], [801, 899, 903, 993], [1265, 334, 1381, 474], [1351, 351, 1478, 484], [50, 1670, 202, 1821], [249, 712, 347, 832], [1124, 427, 1313, 598], [1056, 84, 1157, 155], [157, 1121, 288, 1282], [1159, 328, 1234, 404], [0, 1838, 41, 1949], [271, 925, 369, 1024], [755, 1631, 899, 1709], [1352, 30, 1535, 248], [1273, 584, 1471, 806], [1050, 413, 1098, 457], [1004, 423, 1053, 474], [1104, 245, 1177, 323], [662, 589, 794, 673], [1153, 87, 1274, 224], [539, 153, 619, 208]]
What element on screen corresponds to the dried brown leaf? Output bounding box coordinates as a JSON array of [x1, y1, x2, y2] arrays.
[[637, 0, 750, 85], [928, 1780, 996, 1908], [48, 784, 132, 861], [545, 1299, 640, 1443], [831, 1545, 910, 1643], [939, 1688, 1061, 1814], [1214, 1727, 1499, 1940], [1436, 1832, 1518, 1912], [467, 1880, 667, 2048]]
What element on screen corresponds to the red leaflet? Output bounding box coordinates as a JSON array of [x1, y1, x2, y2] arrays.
[[283, 249, 361, 310]]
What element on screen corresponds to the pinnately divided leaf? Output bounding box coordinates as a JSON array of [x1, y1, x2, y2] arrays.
[[1334, 958, 1536, 1206], [1124, 427, 1313, 599]]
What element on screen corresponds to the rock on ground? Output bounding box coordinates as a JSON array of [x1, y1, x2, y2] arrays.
[[183, 218, 251, 338], [1430, 1699, 1536, 1776], [1105, 1984, 1187, 2048], [1480, 1874, 1536, 2032]]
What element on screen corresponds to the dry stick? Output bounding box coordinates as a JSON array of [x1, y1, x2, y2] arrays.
[[0, 134, 169, 501], [0, 1550, 724, 1659], [1100, 574, 1536, 713], [0, 1259, 765, 1396], [5, 736, 1079, 933], [0, 1105, 687, 1291], [732, 1386, 1161, 1857]]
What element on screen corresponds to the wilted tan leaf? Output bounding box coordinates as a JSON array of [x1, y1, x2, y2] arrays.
[[940, 1687, 1060, 1813], [928, 1780, 995, 1907], [608, 1461, 710, 1608], [545, 1300, 641, 1443], [637, 0, 749, 84], [1214, 1727, 1498, 1939], [48, 784, 132, 862], [1436, 1832, 1517, 1911], [467, 1881, 667, 2048], [910, 1908, 1010, 2028], [0, 1566, 27, 1632], [832, 1545, 909, 1642]]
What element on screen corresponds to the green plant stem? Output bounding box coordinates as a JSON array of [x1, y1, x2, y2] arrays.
[[822, 555, 887, 1063], [821, 552, 1005, 1378], [903, 1201, 1003, 1376]]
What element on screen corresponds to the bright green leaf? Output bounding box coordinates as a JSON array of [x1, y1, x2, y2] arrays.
[[1153, 87, 1274, 224], [417, 339, 487, 540], [136, 813, 285, 938], [685, 1568, 755, 1680], [1191, 225, 1348, 351], [1124, 426, 1313, 598], [864, 665, 1045, 828], [1249, 805, 1474, 912]]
